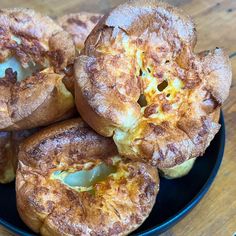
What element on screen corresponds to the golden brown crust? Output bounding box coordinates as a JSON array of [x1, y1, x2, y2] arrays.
[[57, 12, 103, 52], [0, 8, 76, 130], [0, 128, 38, 183], [159, 107, 221, 178], [16, 118, 159, 236], [74, 0, 231, 168]]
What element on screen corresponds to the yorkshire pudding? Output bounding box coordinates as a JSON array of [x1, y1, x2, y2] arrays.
[[58, 12, 103, 52], [160, 107, 221, 179], [0, 128, 37, 183], [74, 0, 232, 168], [16, 119, 159, 236], [0, 8, 75, 131]]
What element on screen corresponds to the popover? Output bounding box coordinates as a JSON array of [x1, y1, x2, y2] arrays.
[[0, 128, 38, 183], [58, 12, 103, 52], [16, 119, 159, 236], [159, 107, 221, 179], [0, 8, 75, 131], [74, 0, 231, 168]]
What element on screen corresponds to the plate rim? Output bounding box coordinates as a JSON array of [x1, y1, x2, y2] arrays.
[[0, 112, 225, 236]]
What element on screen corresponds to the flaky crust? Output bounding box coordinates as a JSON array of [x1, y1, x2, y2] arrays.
[[16, 119, 159, 236], [0, 8, 76, 131], [57, 12, 103, 52], [74, 0, 231, 168], [0, 128, 38, 183]]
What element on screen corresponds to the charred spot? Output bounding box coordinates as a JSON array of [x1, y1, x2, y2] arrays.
[[167, 144, 179, 155], [48, 50, 64, 68], [4, 68, 17, 83], [136, 38, 143, 46], [130, 213, 141, 224], [9, 95, 19, 106], [166, 93, 170, 98], [66, 189, 78, 201], [161, 121, 170, 128], [108, 222, 123, 235], [183, 74, 201, 89], [46, 200, 55, 212], [67, 18, 87, 28], [159, 46, 167, 52], [184, 80, 200, 89], [157, 80, 168, 91], [9, 12, 31, 23], [144, 181, 156, 197], [149, 123, 165, 136], [85, 57, 98, 74], [198, 127, 208, 137], [90, 15, 102, 24], [150, 53, 160, 64], [153, 72, 163, 78], [83, 89, 93, 100], [147, 67, 151, 73], [154, 149, 165, 163], [162, 103, 171, 112], [10, 110, 17, 119], [165, 60, 170, 64], [28, 197, 46, 212], [144, 104, 158, 117]]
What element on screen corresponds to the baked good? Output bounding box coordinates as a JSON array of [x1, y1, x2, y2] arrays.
[[74, 0, 231, 168], [57, 12, 103, 93], [0, 8, 75, 131], [160, 107, 221, 178], [57, 12, 103, 52], [16, 119, 159, 236], [0, 128, 38, 183]]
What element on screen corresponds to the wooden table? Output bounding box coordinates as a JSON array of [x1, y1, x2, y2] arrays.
[[0, 0, 235, 235]]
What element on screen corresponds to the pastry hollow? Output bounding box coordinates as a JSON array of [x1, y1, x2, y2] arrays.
[[16, 118, 159, 236], [74, 0, 232, 168], [0, 8, 76, 131]]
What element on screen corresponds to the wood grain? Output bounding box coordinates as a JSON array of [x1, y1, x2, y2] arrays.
[[0, 0, 235, 236]]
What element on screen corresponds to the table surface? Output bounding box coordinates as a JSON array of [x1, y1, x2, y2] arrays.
[[0, 0, 235, 236]]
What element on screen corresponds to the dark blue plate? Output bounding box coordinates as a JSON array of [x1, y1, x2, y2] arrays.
[[0, 112, 225, 236]]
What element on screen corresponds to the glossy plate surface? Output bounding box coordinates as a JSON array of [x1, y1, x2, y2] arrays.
[[0, 113, 225, 236]]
